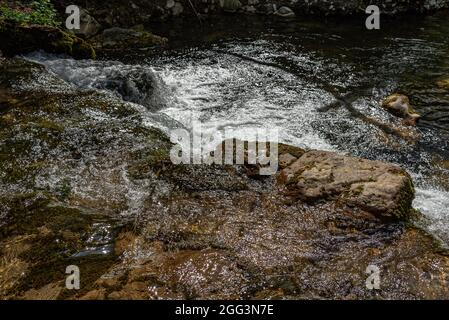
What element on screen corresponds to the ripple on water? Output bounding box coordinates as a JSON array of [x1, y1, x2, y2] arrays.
[[21, 23, 449, 245]]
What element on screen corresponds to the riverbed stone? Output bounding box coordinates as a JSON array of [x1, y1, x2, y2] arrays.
[[437, 78, 449, 90], [381, 94, 421, 126], [20, 283, 63, 300], [172, 2, 184, 16], [75, 8, 102, 38], [278, 150, 415, 220], [274, 6, 295, 17], [89, 27, 167, 51], [166, 0, 175, 9], [80, 289, 107, 300]]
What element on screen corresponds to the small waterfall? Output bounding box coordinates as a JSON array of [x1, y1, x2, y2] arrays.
[[24, 52, 170, 113], [21, 37, 449, 245]]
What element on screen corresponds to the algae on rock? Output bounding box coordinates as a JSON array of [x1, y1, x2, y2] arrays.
[[0, 20, 96, 59]]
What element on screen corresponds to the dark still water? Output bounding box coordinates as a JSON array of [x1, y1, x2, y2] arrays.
[[28, 12, 449, 242]]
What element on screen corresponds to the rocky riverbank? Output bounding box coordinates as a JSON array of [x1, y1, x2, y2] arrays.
[[51, 0, 449, 27], [2, 0, 449, 59]]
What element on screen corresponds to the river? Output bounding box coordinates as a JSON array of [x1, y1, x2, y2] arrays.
[[25, 13, 449, 244]]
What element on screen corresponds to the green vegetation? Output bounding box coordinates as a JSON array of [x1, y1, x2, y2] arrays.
[[0, 0, 59, 27]]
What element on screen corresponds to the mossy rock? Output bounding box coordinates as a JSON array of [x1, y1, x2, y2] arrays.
[[0, 193, 91, 239], [71, 36, 96, 59], [220, 0, 242, 12], [89, 27, 167, 52], [0, 20, 95, 59]]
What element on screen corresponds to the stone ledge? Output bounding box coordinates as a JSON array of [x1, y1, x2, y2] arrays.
[[278, 149, 415, 220]]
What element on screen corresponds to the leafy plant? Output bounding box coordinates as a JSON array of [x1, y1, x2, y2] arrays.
[[0, 0, 59, 27]]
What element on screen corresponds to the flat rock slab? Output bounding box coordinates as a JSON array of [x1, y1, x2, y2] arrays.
[[278, 150, 415, 220]]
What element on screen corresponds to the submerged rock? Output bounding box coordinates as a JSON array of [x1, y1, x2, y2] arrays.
[[381, 94, 421, 126], [437, 78, 449, 90]]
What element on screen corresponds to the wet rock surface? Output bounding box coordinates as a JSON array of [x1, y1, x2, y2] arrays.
[[278, 150, 415, 220], [0, 20, 96, 59], [382, 94, 421, 126], [1, 57, 448, 299], [89, 27, 168, 53], [0, 58, 169, 298]]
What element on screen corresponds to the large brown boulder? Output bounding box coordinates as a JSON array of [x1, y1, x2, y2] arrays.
[[278, 150, 415, 221]]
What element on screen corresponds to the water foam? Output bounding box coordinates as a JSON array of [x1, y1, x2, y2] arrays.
[[414, 187, 449, 243], [22, 39, 449, 244]]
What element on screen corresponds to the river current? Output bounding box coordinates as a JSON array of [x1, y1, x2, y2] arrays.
[[25, 14, 449, 244]]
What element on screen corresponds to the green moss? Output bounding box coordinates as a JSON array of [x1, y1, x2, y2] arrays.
[[391, 174, 416, 221], [1, 191, 123, 298], [49, 30, 96, 59], [81, 94, 137, 117], [0, 138, 39, 185], [91, 28, 167, 52], [14, 240, 117, 299], [0, 20, 96, 59], [0, 194, 93, 238], [127, 127, 173, 179], [127, 145, 172, 180], [50, 30, 74, 54], [0, 193, 48, 238], [0, 160, 47, 184], [35, 118, 64, 132], [72, 37, 97, 60], [58, 179, 72, 200], [0, 116, 66, 184], [0, 0, 59, 27]]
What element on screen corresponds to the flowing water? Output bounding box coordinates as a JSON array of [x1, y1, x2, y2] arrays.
[[25, 14, 449, 243]]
